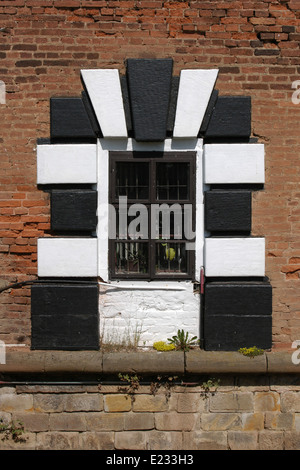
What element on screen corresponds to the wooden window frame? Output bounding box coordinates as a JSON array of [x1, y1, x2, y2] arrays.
[[109, 151, 196, 281]]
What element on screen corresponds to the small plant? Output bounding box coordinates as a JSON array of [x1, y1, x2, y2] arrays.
[[238, 346, 264, 358], [153, 341, 175, 352], [201, 378, 221, 396], [168, 329, 199, 352], [0, 419, 25, 443], [150, 375, 179, 400], [118, 373, 140, 397]]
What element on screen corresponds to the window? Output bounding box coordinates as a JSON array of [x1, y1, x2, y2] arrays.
[[109, 152, 196, 280]]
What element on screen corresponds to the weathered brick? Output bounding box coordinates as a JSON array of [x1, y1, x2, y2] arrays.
[[104, 395, 131, 412], [182, 431, 228, 450], [36, 432, 79, 450], [242, 413, 265, 431], [176, 393, 205, 413], [254, 392, 281, 412], [265, 411, 294, 430], [78, 432, 114, 450], [155, 412, 197, 431], [201, 413, 242, 431], [210, 393, 253, 412], [0, 394, 33, 412], [85, 412, 124, 431], [12, 412, 49, 432], [146, 430, 183, 450], [132, 395, 168, 413], [49, 413, 86, 431], [115, 431, 147, 450], [228, 431, 258, 450], [65, 394, 103, 412], [33, 394, 66, 413], [258, 431, 284, 450], [124, 412, 154, 430]]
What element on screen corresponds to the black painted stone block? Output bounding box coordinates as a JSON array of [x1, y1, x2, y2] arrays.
[[126, 58, 173, 142], [31, 283, 99, 350], [51, 189, 97, 232], [50, 97, 97, 143], [205, 96, 251, 139], [199, 89, 219, 136], [81, 91, 102, 138], [205, 190, 251, 233], [204, 282, 272, 351]]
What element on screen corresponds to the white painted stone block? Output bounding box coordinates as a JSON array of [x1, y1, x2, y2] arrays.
[[173, 69, 218, 138], [204, 143, 265, 184], [37, 238, 98, 277], [81, 69, 128, 138], [99, 281, 200, 346], [37, 144, 97, 184], [205, 237, 265, 277]]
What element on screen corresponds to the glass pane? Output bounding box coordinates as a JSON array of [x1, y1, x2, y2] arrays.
[[115, 207, 148, 240], [155, 242, 187, 274], [153, 205, 184, 240], [156, 162, 190, 200], [116, 162, 149, 200], [115, 242, 148, 275]]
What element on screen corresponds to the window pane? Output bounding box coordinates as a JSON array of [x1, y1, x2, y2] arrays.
[[115, 208, 148, 240], [153, 205, 184, 240], [116, 162, 149, 199], [115, 242, 148, 275], [156, 162, 190, 200], [155, 242, 187, 274]]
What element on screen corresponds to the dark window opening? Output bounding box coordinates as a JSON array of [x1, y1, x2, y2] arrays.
[[109, 152, 196, 280]]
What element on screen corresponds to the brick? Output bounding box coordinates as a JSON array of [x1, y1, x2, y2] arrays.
[[146, 430, 182, 450], [155, 412, 197, 431], [265, 412, 294, 430], [49, 413, 86, 431], [182, 431, 227, 450], [176, 392, 206, 413], [258, 431, 284, 450], [65, 394, 103, 412], [104, 395, 131, 412], [242, 413, 265, 431], [284, 432, 300, 450], [0, 394, 33, 412], [0, 432, 36, 450], [33, 394, 66, 413], [36, 432, 79, 450], [132, 395, 168, 413], [228, 431, 258, 450], [201, 413, 242, 431], [115, 431, 147, 450], [85, 412, 124, 431], [12, 412, 49, 432], [210, 393, 253, 412], [254, 392, 281, 412], [281, 392, 300, 412], [124, 412, 154, 430], [78, 432, 114, 450]]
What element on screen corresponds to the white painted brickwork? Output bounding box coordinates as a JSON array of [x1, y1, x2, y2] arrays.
[[99, 281, 200, 346]]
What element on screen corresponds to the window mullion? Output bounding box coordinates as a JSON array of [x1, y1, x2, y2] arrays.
[[149, 160, 155, 280]]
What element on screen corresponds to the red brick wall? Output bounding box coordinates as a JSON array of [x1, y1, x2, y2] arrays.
[[0, 0, 300, 348]]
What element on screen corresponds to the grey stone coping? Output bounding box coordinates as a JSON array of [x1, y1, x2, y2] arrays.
[[0, 350, 299, 375]]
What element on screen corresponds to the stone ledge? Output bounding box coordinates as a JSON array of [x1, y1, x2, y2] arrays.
[[0, 350, 299, 376]]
